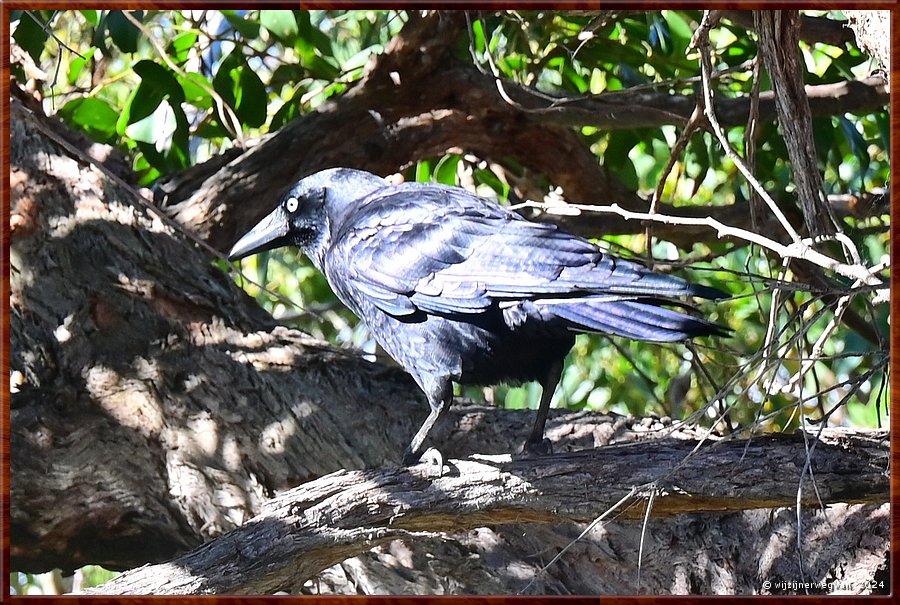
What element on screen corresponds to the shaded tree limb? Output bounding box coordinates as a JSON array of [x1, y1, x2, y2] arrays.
[[719, 10, 856, 47], [569, 10, 858, 48], [87, 429, 888, 595], [754, 11, 834, 236]]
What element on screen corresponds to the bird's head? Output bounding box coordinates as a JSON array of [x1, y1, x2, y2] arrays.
[[227, 168, 387, 267]]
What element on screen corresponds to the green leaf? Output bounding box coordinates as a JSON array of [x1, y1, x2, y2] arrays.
[[107, 10, 143, 53], [471, 19, 486, 55], [212, 51, 268, 129], [261, 10, 298, 41], [434, 155, 461, 186], [13, 11, 50, 63], [167, 31, 198, 65], [177, 73, 213, 109], [126, 100, 190, 172], [662, 10, 693, 44], [305, 55, 340, 81], [235, 67, 267, 128], [117, 60, 184, 134], [415, 160, 432, 182], [270, 98, 301, 131], [117, 84, 163, 135], [125, 101, 174, 144], [136, 139, 169, 173], [222, 10, 260, 39], [67, 54, 89, 85], [604, 131, 639, 170], [193, 119, 232, 140], [563, 64, 588, 93], [133, 60, 185, 103], [79, 10, 100, 26], [270, 64, 308, 88], [58, 97, 119, 143], [342, 45, 383, 73], [294, 10, 335, 59], [473, 167, 510, 201]]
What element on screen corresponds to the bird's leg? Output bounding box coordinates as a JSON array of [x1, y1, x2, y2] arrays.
[[524, 359, 564, 455], [402, 379, 453, 467]]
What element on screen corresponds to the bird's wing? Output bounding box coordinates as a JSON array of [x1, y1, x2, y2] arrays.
[[327, 185, 709, 318]]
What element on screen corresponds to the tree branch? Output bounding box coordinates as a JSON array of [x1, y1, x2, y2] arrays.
[[720, 10, 856, 47], [754, 11, 834, 236], [87, 428, 888, 595]]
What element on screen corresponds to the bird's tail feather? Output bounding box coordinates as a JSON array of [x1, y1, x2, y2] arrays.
[[550, 299, 727, 342]]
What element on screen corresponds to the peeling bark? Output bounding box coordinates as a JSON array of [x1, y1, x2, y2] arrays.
[[843, 11, 890, 83]]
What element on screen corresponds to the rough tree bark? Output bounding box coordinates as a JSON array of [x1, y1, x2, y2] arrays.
[[87, 431, 888, 595], [753, 11, 833, 236], [9, 9, 891, 596]]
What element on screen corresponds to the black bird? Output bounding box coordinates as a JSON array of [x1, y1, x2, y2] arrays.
[[229, 168, 727, 465]]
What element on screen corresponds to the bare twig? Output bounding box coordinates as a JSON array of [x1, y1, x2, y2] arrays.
[[690, 11, 802, 244], [513, 199, 886, 289]]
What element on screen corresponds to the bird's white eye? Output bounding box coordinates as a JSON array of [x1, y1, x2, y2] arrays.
[[285, 197, 299, 213]]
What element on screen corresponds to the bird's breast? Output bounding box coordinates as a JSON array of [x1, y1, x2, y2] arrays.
[[367, 302, 573, 387]]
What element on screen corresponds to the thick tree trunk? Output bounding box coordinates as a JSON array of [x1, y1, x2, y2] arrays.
[[9, 95, 422, 571], [9, 94, 890, 595]]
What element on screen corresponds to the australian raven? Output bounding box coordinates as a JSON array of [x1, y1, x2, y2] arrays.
[[228, 168, 727, 465]]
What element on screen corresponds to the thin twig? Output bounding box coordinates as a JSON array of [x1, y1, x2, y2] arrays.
[[690, 11, 802, 244], [25, 11, 86, 59], [520, 485, 642, 595], [513, 199, 885, 288]]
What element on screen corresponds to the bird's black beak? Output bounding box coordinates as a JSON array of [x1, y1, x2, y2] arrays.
[[227, 206, 291, 261]]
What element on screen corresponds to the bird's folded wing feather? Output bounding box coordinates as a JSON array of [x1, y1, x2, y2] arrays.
[[328, 187, 704, 317]]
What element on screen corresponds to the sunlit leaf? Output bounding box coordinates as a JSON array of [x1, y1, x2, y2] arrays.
[[434, 155, 461, 186], [58, 97, 119, 143], [261, 10, 299, 41], [79, 10, 100, 26]]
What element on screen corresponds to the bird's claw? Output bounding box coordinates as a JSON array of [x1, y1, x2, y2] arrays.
[[402, 447, 446, 476], [419, 447, 445, 474], [523, 437, 553, 456], [415, 448, 447, 477]]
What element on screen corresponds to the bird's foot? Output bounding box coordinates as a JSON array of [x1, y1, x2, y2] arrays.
[[402, 447, 446, 476], [523, 437, 553, 456]]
